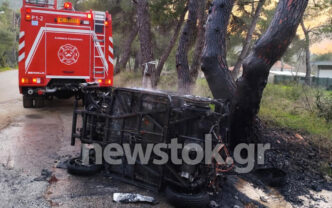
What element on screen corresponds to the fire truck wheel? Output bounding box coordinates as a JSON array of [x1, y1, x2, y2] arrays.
[[23, 95, 33, 108], [165, 186, 210, 208], [34, 97, 45, 108], [67, 157, 102, 176]]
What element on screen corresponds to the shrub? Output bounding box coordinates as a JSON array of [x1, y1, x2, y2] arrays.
[[315, 91, 332, 122]]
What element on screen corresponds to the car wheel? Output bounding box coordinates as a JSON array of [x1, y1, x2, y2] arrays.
[[165, 186, 210, 208], [23, 95, 33, 108], [67, 157, 102, 176], [34, 97, 45, 108]]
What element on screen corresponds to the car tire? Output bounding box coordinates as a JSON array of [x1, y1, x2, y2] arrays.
[[23, 95, 33, 108], [67, 157, 102, 176], [165, 186, 210, 208], [34, 97, 45, 108]]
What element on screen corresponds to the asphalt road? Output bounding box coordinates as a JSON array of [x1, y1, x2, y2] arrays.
[[0, 70, 170, 208]]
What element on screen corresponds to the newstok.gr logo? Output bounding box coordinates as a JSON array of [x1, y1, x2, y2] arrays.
[[58, 44, 80, 65]]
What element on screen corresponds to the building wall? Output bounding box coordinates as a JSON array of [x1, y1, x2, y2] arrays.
[[318, 70, 332, 78]]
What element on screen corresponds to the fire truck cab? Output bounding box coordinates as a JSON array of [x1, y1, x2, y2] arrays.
[[19, 0, 114, 108]]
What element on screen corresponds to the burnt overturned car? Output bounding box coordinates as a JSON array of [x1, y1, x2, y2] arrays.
[[70, 86, 232, 207]]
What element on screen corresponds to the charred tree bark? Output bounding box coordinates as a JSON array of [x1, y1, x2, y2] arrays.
[[189, 0, 207, 87], [201, 0, 236, 100], [114, 23, 139, 74], [301, 20, 312, 85], [202, 0, 308, 147], [176, 0, 199, 94], [229, 0, 308, 147], [136, 0, 155, 88], [153, 8, 187, 87], [232, 0, 265, 80]]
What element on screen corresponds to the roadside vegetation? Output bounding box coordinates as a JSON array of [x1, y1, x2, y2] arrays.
[[0, 2, 19, 69], [0, 66, 13, 72], [260, 84, 332, 139]]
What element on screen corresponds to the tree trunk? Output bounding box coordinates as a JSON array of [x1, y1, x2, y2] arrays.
[[189, 0, 207, 88], [134, 50, 142, 72], [176, 0, 199, 94], [201, 0, 236, 100], [136, 0, 155, 88], [232, 0, 265, 80], [301, 20, 311, 85], [153, 7, 187, 87], [229, 0, 308, 147], [202, 0, 308, 147], [114, 24, 138, 74]]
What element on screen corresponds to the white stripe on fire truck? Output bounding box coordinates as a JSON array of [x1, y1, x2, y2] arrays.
[[19, 41, 25, 51], [108, 46, 113, 55], [46, 75, 90, 79], [109, 37, 113, 44], [18, 53, 25, 62], [19, 31, 25, 39], [45, 27, 92, 34], [25, 28, 45, 70], [108, 56, 114, 65], [31, 9, 87, 17]]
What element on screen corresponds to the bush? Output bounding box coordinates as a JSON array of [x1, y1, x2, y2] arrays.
[[260, 84, 332, 139], [315, 91, 332, 122]]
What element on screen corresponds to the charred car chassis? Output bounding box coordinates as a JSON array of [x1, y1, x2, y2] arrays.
[[70, 86, 232, 207]]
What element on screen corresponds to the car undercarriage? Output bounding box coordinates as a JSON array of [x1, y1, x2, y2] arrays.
[[70, 86, 233, 207]]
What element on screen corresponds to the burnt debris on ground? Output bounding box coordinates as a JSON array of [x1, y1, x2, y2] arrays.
[[240, 123, 332, 206]]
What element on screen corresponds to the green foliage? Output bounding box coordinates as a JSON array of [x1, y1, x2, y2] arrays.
[[193, 78, 212, 98], [150, 0, 186, 28], [283, 35, 305, 64], [0, 66, 11, 72], [315, 90, 332, 122], [313, 53, 332, 61], [0, 1, 19, 67], [0, 0, 21, 10], [226, 0, 278, 67], [259, 84, 332, 139]]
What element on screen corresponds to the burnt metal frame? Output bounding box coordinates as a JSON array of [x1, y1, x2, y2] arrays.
[[71, 86, 227, 192]]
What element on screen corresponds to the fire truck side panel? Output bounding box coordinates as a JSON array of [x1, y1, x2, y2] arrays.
[[45, 26, 92, 79]]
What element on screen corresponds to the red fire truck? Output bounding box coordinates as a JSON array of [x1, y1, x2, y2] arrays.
[[19, 0, 114, 108]]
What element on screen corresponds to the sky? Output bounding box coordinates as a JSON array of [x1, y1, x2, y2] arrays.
[[311, 39, 332, 54]]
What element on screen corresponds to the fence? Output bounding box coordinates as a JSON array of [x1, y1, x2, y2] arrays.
[[274, 75, 332, 90]]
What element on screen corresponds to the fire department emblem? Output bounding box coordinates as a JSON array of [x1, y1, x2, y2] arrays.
[[58, 44, 80, 65]]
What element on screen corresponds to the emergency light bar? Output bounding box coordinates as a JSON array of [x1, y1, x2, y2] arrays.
[[64, 2, 73, 10]]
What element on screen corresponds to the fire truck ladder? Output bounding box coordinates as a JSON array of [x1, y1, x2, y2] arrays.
[[93, 11, 107, 79]]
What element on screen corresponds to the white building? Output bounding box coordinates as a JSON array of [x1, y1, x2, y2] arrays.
[[312, 61, 332, 78]]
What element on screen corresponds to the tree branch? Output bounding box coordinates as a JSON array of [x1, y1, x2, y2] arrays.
[[229, 0, 309, 146], [176, 0, 199, 94], [190, 1, 207, 86], [232, 0, 266, 79], [114, 23, 139, 74], [154, 6, 187, 87], [201, 0, 236, 100]]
